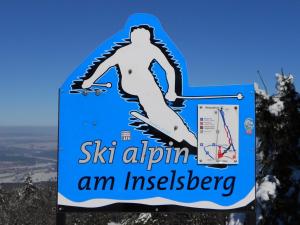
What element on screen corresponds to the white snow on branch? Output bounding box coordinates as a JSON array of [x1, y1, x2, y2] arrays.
[[254, 83, 269, 99], [256, 175, 280, 224], [228, 213, 245, 225], [268, 98, 284, 116], [135, 213, 152, 224], [257, 175, 280, 202], [276, 73, 294, 96]]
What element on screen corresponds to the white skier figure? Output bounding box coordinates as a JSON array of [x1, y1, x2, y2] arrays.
[[82, 27, 197, 147]]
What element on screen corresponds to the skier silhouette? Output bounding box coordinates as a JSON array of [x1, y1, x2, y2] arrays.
[[82, 27, 197, 147]]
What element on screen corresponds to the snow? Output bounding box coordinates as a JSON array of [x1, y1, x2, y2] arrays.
[[268, 98, 284, 116], [256, 175, 280, 202], [275, 73, 294, 95], [256, 175, 280, 224], [228, 213, 245, 225], [107, 223, 121, 225], [135, 213, 152, 224], [30, 171, 57, 182], [254, 83, 269, 99], [256, 138, 264, 161], [0, 164, 57, 183], [268, 73, 296, 115]]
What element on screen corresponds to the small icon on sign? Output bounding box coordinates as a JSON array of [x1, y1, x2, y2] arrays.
[[244, 118, 254, 135], [121, 130, 131, 141]]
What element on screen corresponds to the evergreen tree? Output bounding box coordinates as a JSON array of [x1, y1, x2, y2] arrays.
[[256, 73, 300, 225], [270, 73, 300, 224], [7, 176, 56, 225], [0, 185, 9, 225]]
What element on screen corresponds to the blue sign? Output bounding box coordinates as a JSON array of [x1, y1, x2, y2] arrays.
[[58, 13, 255, 210]]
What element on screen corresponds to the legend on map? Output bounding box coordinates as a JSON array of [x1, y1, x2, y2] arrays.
[[197, 105, 239, 165]]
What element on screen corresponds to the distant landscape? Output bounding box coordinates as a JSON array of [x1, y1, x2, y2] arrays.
[[0, 126, 57, 183]]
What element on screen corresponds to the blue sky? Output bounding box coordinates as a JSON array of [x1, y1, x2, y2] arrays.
[[0, 0, 299, 126]]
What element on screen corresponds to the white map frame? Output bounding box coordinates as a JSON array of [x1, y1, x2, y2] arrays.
[[197, 104, 239, 165]]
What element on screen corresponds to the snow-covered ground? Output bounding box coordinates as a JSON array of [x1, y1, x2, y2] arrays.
[[0, 126, 57, 183], [0, 169, 56, 183]]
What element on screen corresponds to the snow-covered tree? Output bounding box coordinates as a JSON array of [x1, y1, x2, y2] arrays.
[[256, 72, 300, 224], [1, 176, 56, 225]]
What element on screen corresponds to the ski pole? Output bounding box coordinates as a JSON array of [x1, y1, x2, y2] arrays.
[[177, 93, 243, 100], [91, 82, 112, 88]]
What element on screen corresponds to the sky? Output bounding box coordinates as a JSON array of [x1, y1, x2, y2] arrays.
[[0, 0, 299, 126]]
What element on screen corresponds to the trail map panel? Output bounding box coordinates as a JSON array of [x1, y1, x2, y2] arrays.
[[198, 105, 239, 164]]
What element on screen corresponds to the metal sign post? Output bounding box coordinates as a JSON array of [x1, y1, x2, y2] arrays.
[[56, 211, 66, 225], [57, 13, 255, 223]]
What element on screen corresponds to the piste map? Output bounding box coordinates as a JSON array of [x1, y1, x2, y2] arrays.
[[197, 105, 239, 164]]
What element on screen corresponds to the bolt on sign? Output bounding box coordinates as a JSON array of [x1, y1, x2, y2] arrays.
[[58, 13, 255, 211]]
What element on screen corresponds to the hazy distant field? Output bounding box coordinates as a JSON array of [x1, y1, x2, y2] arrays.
[[0, 126, 57, 183]]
